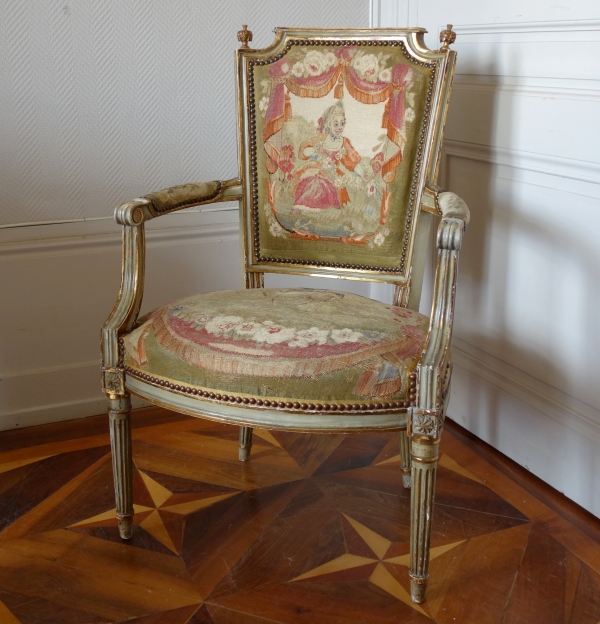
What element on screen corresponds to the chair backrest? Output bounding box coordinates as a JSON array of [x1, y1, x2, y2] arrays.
[[236, 27, 456, 306]]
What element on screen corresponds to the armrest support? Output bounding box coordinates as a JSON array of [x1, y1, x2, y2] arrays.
[[411, 192, 469, 437], [101, 177, 242, 393]]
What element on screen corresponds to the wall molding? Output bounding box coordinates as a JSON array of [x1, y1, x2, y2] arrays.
[[0, 395, 149, 432], [0, 216, 240, 432], [452, 338, 600, 447], [443, 139, 600, 186], [452, 75, 600, 103], [449, 19, 600, 35], [370, 0, 409, 28], [0, 221, 240, 260]]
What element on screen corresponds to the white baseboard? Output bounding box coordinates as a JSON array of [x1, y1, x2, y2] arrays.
[[0, 395, 150, 432], [0, 360, 150, 432]]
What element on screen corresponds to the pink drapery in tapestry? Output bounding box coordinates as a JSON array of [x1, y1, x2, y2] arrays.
[[262, 47, 414, 182]]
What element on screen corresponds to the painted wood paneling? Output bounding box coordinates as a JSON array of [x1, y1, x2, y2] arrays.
[[378, 1, 600, 515]]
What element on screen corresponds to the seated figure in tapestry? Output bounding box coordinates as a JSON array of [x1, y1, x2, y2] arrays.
[[292, 100, 368, 213]]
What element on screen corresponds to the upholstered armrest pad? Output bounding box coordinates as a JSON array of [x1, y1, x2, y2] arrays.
[[114, 178, 242, 226], [438, 192, 470, 225], [144, 181, 225, 214]]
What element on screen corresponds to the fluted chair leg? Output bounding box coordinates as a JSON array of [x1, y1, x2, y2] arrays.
[[108, 393, 133, 539], [239, 426, 253, 461], [399, 427, 412, 488], [409, 438, 439, 603]]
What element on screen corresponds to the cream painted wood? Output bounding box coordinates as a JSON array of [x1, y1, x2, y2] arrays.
[[399, 428, 412, 488], [108, 393, 133, 539], [126, 376, 409, 432], [238, 426, 253, 461], [377, 0, 600, 516], [409, 438, 439, 602]]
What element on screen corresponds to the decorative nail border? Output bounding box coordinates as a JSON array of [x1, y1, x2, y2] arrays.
[[122, 359, 417, 415], [247, 39, 438, 275]]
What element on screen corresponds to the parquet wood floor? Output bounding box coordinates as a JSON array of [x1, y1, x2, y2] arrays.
[[0, 408, 599, 623]]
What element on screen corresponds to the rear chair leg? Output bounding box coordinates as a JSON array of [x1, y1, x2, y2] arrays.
[[399, 427, 412, 488], [108, 393, 133, 539], [409, 437, 440, 603], [239, 426, 253, 461]]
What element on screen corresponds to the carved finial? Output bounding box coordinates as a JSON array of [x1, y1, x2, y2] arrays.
[[439, 24, 456, 50], [238, 25, 253, 49]]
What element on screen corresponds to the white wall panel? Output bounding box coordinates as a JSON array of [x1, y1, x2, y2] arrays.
[[378, 2, 600, 515], [0, 211, 241, 429]]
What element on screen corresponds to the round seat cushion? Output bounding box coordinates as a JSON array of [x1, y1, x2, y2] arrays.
[[122, 288, 429, 408]]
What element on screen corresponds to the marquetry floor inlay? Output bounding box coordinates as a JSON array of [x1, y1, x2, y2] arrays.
[[0, 408, 599, 623]]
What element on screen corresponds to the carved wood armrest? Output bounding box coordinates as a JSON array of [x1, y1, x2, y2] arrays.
[[101, 177, 242, 384], [413, 193, 469, 427]]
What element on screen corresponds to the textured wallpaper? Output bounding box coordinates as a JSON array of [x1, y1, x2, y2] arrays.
[[0, 1, 370, 226]]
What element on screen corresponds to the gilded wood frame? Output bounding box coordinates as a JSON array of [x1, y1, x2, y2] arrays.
[[100, 25, 470, 604], [237, 27, 456, 301]]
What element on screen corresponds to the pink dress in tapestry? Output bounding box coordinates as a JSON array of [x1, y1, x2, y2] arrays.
[[293, 134, 361, 210]]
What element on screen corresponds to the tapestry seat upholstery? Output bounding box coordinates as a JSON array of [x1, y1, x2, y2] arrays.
[[122, 288, 429, 411]]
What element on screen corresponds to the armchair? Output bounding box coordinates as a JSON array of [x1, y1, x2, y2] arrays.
[[101, 25, 469, 604]]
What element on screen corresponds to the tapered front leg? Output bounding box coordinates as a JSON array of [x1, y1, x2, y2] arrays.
[[108, 394, 133, 539], [409, 438, 439, 603], [239, 426, 253, 462], [399, 428, 412, 488]]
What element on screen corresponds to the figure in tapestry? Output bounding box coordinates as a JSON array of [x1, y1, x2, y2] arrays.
[[292, 100, 365, 212]]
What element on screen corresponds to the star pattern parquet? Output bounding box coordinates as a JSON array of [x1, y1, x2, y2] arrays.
[[0, 408, 599, 623]]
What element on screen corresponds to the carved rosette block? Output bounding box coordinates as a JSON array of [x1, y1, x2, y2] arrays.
[[238, 24, 253, 49], [439, 24, 456, 50], [410, 408, 440, 439], [409, 439, 440, 603], [109, 394, 133, 539], [239, 426, 253, 462], [102, 367, 125, 396], [399, 428, 412, 488]]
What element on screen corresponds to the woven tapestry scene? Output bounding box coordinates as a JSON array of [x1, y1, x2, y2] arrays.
[[253, 44, 433, 268]]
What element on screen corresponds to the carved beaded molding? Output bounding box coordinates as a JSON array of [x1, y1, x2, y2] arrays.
[[246, 39, 438, 275], [120, 339, 418, 414]]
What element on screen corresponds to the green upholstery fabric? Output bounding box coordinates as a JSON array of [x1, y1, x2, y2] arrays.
[[122, 288, 429, 407], [144, 181, 221, 214], [250, 43, 436, 273]]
